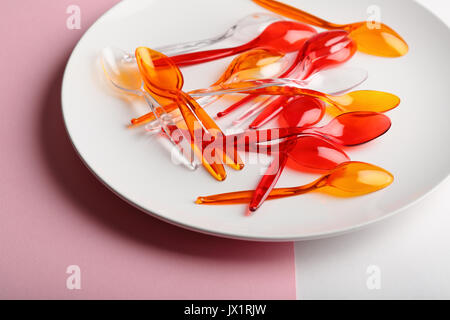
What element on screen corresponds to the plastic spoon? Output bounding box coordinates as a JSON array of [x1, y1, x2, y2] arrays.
[[252, 0, 408, 57], [190, 81, 401, 114], [195, 162, 394, 207], [99, 47, 197, 171], [167, 21, 317, 67], [136, 47, 245, 180], [155, 13, 282, 56], [211, 48, 288, 86]]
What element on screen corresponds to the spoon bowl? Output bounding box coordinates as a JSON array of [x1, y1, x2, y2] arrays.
[[347, 22, 409, 58], [303, 111, 392, 146], [215, 49, 287, 85], [101, 47, 143, 93], [279, 96, 326, 128], [190, 81, 400, 115], [136, 48, 184, 98], [287, 135, 350, 171]]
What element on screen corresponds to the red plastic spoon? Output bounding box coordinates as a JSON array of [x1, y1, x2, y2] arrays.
[[218, 30, 356, 122], [232, 111, 392, 148], [167, 21, 317, 67]]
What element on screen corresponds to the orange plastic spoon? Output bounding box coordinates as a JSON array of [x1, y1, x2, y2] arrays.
[[196, 162, 394, 206], [190, 82, 401, 114], [252, 0, 409, 57]]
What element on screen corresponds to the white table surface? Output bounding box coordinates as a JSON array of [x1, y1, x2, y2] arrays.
[[295, 0, 450, 300]]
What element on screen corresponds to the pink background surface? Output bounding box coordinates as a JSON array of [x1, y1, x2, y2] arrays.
[[0, 0, 295, 299]]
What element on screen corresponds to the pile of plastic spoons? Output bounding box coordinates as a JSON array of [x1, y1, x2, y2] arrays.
[[101, 1, 408, 215]]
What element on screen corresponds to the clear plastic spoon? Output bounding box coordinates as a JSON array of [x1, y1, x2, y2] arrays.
[[189, 77, 398, 115], [154, 13, 282, 56]]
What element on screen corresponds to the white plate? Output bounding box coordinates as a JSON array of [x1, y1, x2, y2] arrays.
[[62, 0, 450, 241]]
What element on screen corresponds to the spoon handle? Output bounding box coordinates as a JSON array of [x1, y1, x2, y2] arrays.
[[232, 97, 275, 127], [168, 43, 253, 68], [131, 96, 213, 126], [217, 94, 259, 118], [252, 0, 342, 30], [249, 139, 295, 212], [155, 31, 232, 56], [180, 91, 245, 171], [196, 177, 324, 205], [230, 127, 303, 145]]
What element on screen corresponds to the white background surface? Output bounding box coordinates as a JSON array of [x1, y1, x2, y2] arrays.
[[295, 0, 450, 300]]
